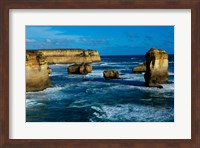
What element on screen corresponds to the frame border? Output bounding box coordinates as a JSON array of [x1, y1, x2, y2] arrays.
[[0, 0, 200, 148]]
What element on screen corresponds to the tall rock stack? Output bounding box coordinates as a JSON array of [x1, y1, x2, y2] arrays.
[[144, 48, 168, 87], [26, 51, 51, 92]]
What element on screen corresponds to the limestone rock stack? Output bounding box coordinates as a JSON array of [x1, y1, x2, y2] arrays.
[[26, 51, 51, 92], [132, 63, 146, 74], [103, 70, 120, 80], [68, 63, 92, 74], [144, 48, 168, 87]]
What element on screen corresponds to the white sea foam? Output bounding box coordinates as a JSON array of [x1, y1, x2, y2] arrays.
[[133, 84, 174, 94], [120, 73, 144, 81], [91, 104, 174, 122], [26, 99, 45, 108], [26, 86, 64, 96], [55, 64, 69, 66], [49, 73, 63, 76], [100, 63, 108, 66], [168, 72, 174, 76], [87, 70, 103, 78]]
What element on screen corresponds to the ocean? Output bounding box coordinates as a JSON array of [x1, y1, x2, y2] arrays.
[[26, 55, 174, 122]]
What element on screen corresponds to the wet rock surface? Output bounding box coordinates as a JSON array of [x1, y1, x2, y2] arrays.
[[103, 70, 120, 80]]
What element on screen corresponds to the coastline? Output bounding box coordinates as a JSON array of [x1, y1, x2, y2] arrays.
[[26, 54, 174, 122]]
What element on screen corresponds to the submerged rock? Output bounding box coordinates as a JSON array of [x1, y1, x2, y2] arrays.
[[103, 70, 119, 80], [26, 51, 52, 92], [144, 48, 168, 87], [68, 63, 92, 74], [132, 63, 146, 74]]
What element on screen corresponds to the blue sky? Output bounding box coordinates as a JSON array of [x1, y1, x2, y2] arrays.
[[26, 26, 174, 55]]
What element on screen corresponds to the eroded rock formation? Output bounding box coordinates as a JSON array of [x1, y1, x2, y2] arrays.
[[38, 49, 101, 64], [103, 70, 120, 80], [26, 51, 51, 92], [132, 63, 146, 74], [144, 48, 168, 87], [26, 49, 101, 91], [68, 63, 92, 74]]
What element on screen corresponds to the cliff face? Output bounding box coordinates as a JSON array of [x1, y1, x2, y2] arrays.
[[26, 51, 51, 92], [144, 48, 168, 87], [38, 49, 101, 64], [26, 49, 101, 91]]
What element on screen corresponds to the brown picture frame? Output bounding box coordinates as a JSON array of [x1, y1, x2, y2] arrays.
[[0, 0, 200, 147]]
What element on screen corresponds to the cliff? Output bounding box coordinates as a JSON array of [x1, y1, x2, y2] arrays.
[[144, 48, 168, 87], [26, 51, 51, 92], [37, 49, 101, 64]]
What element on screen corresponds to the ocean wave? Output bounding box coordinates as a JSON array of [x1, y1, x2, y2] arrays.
[[100, 63, 108, 66], [99, 62, 138, 66], [56, 64, 69, 66], [90, 104, 174, 122], [168, 72, 174, 76], [103, 82, 174, 95], [134, 83, 174, 93], [49, 64, 69, 67], [49, 73, 63, 76], [26, 99, 45, 108], [26, 86, 64, 95], [120, 73, 144, 81], [99, 63, 126, 67], [132, 62, 140, 64], [87, 70, 103, 77]]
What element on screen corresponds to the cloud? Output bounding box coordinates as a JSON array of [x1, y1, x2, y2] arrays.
[[26, 39, 36, 43], [79, 38, 109, 46], [46, 39, 51, 43], [26, 37, 77, 49], [26, 26, 82, 40]]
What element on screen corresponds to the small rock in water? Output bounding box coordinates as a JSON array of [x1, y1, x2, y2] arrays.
[[103, 70, 120, 80], [68, 63, 92, 75], [132, 62, 146, 74]]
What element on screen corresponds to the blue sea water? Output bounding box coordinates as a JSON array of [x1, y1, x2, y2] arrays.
[[26, 55, 174, 122]]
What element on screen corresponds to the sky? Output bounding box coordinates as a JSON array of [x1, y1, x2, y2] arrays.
[[26, 26, 174, 55]]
